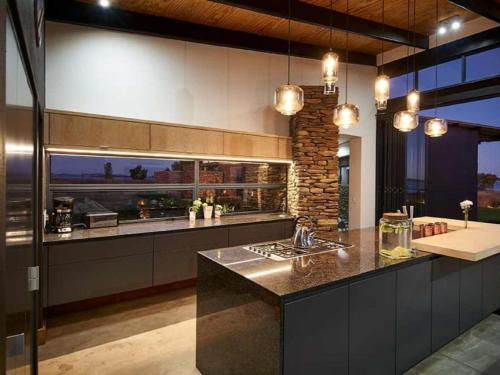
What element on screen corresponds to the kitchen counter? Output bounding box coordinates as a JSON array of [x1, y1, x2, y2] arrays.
[[196, 225, 500, 375], [412, 216, 500, 261], [199, 227, 433, 300], [43, 212, 293, 245]]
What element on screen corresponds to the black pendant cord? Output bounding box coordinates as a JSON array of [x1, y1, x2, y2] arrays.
[[413, 0, 417, 90], [406, 0, 410, 94], [381, 0, 385, 74], [287, 0, 291, 85], [345, 0, 349, 104], [329, 0, 333, 50], [434, 0, 439, 117]]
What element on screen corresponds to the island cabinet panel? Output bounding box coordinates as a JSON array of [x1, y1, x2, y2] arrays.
[[459, 260, 483, 333], [482, 253, 500, 316], [396, 261, 432, 374], [150, 124, 224, 155], [48, 253, 153, 306], [49, 113, 150, 150], [153, 228, 229, 285], [228, 221, 289, 247], [283, 286, 349, 375], [349, 271, 396, 375], [431, 257, 460, 351]]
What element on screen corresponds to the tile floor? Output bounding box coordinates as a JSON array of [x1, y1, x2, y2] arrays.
[[38, 288, 500, 375]]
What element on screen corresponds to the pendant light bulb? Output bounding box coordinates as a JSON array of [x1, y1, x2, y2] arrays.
[[406, 89, 420, 113], [374, 74, 390, 110], [424, 118, 448, 137], [274, 84, 304, 116], [322, 51, 339, 95], [394, 110, 418, 132], [333, 103, 359, 129]]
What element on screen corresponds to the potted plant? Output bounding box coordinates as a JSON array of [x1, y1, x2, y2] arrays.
[[214, 204, 223, 218], [189, 198, 202, 221], [202, 202, 213, 219]]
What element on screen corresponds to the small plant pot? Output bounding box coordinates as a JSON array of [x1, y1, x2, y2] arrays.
[[189, 210, 197, 221], [203, 206, 213, 219], [214, 209, 222, 218]]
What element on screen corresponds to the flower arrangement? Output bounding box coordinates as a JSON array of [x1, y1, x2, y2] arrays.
[[460, 200, 473, 228]]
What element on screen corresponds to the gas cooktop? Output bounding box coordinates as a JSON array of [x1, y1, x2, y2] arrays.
[[243, 238, 353, 261]]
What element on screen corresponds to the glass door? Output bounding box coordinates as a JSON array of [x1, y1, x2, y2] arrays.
[[4, 14, 37, 375]]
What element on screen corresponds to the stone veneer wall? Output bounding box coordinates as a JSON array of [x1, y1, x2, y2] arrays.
[[288, 86, 339, 231]]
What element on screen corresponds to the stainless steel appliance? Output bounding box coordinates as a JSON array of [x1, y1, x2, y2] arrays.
[[84, 212, 118, 229], [291, 216, 316, 248], [52, 197, 74, 233], [243, 238, 353, 261]]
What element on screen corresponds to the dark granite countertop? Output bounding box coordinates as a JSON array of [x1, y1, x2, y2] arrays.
[[199, 227, 435, 300], [43, 213, 293, 245]]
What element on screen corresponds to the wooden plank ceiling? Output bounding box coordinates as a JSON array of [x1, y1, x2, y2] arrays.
[[78, 0, 479, 56]]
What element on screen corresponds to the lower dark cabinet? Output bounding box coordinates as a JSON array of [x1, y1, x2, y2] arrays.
[[396, 261, 432, 374], [482, 253, 500, 316], [48, 253, 153, 306], [459, 260, 483, 332], [154, 228, 228, 285], [349, 271, 396, 375], [431, 257, 460, 351], [283, 286, 348, 375], [228, 221, 289, 247]]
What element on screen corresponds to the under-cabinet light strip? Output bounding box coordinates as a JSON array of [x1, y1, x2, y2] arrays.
[[44, 147, 293, 164]]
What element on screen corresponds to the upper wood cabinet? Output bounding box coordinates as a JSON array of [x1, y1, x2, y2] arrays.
[[45, 110, 292, 160], [223, 133, 279, 159], [49, 113, 150, 151], [151, 124, 224, 155]]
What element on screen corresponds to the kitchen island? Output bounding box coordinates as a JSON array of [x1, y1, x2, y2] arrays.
[[196, 224, 500, 375]]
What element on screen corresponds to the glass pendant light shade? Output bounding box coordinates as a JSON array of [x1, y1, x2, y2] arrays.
[[393, 110, 418, 132], [333, 103, 359, 129], [424, 118, 448, 137], [322, 51, 339, 95], [407, 89, 420, 113], [374, 74, 390, 110], [274, 84, 304, 116]]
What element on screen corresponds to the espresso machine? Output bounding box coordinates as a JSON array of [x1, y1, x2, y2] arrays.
[[51, 197, 74, 233]]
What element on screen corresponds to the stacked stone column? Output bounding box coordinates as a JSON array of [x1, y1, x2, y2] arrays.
[[287, 86, 339, 232]]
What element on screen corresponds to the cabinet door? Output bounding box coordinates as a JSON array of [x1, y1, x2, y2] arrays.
[[223, 133, 279, 159], [396, 261, 432, 374], [154, 228, 228, 285], [49, 113, 150, 150], [460, 260, 483, 332], [228, 222, 287, 247], [431, 257, 460, 351], [284, 286, 348, 375], [483, 253, 500, 316], [48, 253, 153, 306], [349, 271, 396, 375], [150, 124, 224, 155]]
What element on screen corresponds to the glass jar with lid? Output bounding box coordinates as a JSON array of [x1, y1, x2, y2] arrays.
[[379, 213, 413, 259]]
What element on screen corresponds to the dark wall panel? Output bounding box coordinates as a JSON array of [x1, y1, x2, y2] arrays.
[[426, 126, 479, 220]]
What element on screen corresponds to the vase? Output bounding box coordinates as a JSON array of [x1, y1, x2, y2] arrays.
[[214, 209, 222, 218], [464, 212, 469, 229], [189, 209, 197, 221], [203, 206, 213, 219]]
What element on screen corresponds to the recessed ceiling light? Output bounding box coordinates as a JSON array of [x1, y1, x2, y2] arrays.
[[438, 26, 447, 35], [98, 0, 111, 7], [451, 20, 461, 30]]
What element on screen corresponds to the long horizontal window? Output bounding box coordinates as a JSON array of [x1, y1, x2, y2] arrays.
[[48, 154, 288, 223]]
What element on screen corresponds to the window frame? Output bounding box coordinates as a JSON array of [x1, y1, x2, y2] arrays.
[[46, 154, 289, 222]]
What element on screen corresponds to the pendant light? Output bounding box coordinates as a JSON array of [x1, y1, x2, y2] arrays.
[[406, 0, 420, 113], [394, 0, 418, 132], [374, 0, 390, 110], [333, 0, 359, 129], [274, 0, 304, 116], [322, 0, 339, 95], [424, 0, 447, 137]]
